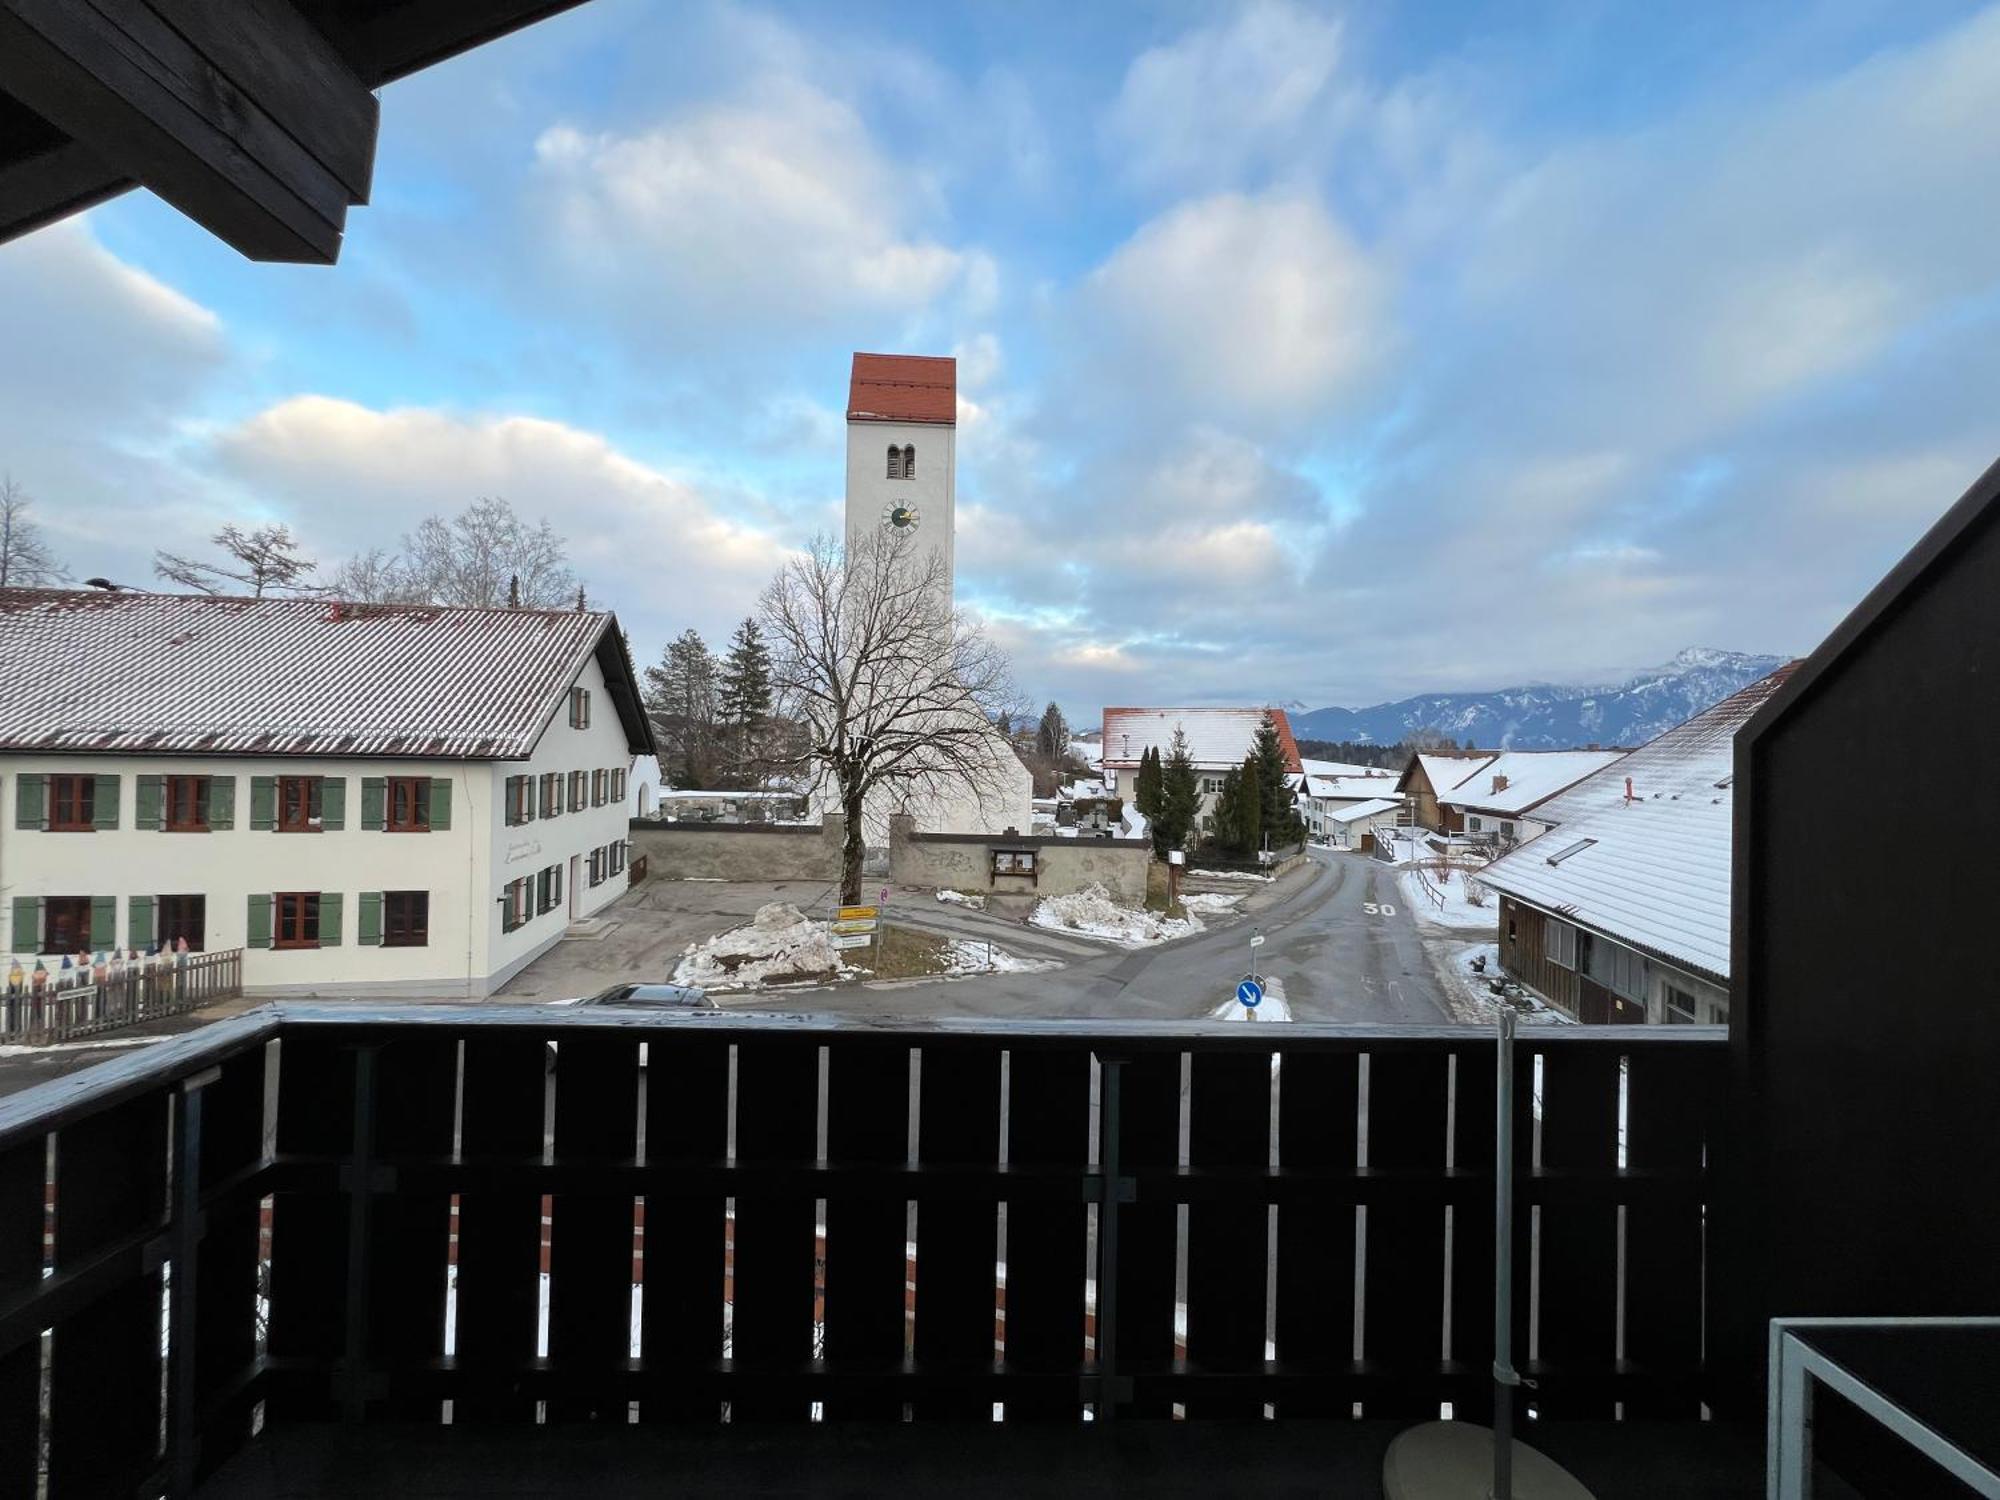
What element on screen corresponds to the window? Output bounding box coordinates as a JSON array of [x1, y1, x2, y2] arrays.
[[158, 895, 205, 952], [274, 892, 320, 949], [592, 769, 608, 807], [386, 777, 431, 832], [1200, 777, 1223, 796], [536, 863, 564, 915], [1581, 932, 1646, 1001], [588, 848, 605, 887], [1547, 918, 1577, 970], [902, 445, 916, 479], [505, 775, 533, 826], [568, 770, 587, 810], [539, 772, 561, 819], [569, 686, 591, 729], [611, 768, 627, 801], [1468, 816, 1483, 832], [1663, 984, 1699, 1024], [993, 848, 1038, 877], [1499, 820, 1517, 842], [277, 776, 321, 832], [43, 897, 93, 953], [501, 878, 530, 933], [166, 776, 209, 831], [383, 891, 429, 948], [610, 840, 626, 876], [1545, 837, 1597, 866], [49, 775, 95, 831]]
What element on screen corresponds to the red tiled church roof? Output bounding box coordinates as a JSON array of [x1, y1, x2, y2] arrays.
[[847, 352, 957, 425]]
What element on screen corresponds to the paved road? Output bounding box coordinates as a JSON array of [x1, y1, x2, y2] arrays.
[[770, 849, 1470, 1024]]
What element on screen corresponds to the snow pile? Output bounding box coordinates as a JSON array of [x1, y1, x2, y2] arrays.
[[936, 889, 987, 911], [1440, 941, 1570, 1025], [1031, 884, 1202, 947], [673, 903, 842, 989], [1399, 867, 1497, 930], [1181, 891, 1245, 915], [1208, 974, 1293, 1023], [1190, 868, 1273, 882], [945, 940, 1058, 975]]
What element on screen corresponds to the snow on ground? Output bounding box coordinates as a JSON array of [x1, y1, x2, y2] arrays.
[[1439, 941, 1571, 1025], [945, 939, 1058, 976], [1398, 866, 1498, 930], [935, 888, 986, 910], [1180, 891, 1245, 915], [1031, 883, 1202, 947], [1190, 868, 1273, 882], [673, 902, 844, 989], [1207, 972, 1293, 1022]]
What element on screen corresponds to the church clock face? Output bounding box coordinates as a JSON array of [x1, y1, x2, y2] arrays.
[[881, 501, 922, 532]]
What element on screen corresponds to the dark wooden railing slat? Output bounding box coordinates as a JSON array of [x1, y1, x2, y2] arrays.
[[1111, 1051, 1180, 1417], [1273, 1050, 1360, 1416], [363, 1036, 456, 1421], [912, 1042, 1002, 1419], [547, 1035, 641, 1424], [728, 1038, 819, 1421], [453, 1036, 546, 1423], [1184, 1047, 1274, 1418], [1621, 1045, 1711, 1417], [1534, 1046, 1623, 1417], [1001, 1048, 1089, 1420], [0, 1134, 44, 1495], [1360, 1050, 1451, 1417], [821, 1041, 912, 1419], [638, 1034, 729, 1422]]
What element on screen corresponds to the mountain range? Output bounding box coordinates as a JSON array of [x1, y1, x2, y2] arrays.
[[1293, 648, 1790, 750]]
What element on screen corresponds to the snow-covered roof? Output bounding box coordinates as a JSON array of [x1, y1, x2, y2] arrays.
[[1437, 749, 1628, 814], [1300, 758, 1383, 778], [1405, 751, 1497, 797], [1479, 666, 1798, 982], [1100, 706, 1301, 772], [0, 588, 654, 760], [1327, 797, 1402, 823], [1301, 772, 1402, 801]]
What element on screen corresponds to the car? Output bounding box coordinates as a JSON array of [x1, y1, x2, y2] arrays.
[[563, 981, 715, 1010]]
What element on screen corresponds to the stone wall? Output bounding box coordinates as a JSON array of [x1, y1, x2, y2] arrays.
[[887, 815, 1150, 906], [629, 815, 844, 883]]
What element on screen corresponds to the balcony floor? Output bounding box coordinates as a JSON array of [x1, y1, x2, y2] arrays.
[[198, 1418, 1765, 1498]]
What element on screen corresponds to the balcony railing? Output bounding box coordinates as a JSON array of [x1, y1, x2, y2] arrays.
[[0, 1005, 1729, 1497], [0, 947, 243, 1045]]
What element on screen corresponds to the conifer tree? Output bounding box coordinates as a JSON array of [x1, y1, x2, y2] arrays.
[[1157, 728, 1200, 855], [1251, 711, 1299, 844], [717, 616, 773, 785]]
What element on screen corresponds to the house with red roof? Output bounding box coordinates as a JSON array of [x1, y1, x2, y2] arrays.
[[1100, 707, 1301, 826]]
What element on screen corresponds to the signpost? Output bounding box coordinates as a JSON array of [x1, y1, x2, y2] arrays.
[[831, 933, 873, 951], [1236, 977, 1264, 1009]]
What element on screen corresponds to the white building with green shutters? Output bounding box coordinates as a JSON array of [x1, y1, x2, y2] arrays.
[[0, 588, 657, 998]]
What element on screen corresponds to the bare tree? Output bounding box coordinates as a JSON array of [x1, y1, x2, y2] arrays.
[[0, 475, 70, 587], [398, 497, 576, 609], [761, 529, 1020, 904], [323, 546, 418, 604], [155, 523, 320, 597]]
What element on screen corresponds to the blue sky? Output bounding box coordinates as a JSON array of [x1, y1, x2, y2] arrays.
[[4, 0, 1998, 715]]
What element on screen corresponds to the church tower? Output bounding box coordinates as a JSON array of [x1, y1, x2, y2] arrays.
[[845, 352, 956, 601]]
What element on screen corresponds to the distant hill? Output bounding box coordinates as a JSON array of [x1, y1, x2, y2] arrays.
[[1295, 648, 1789, 751]]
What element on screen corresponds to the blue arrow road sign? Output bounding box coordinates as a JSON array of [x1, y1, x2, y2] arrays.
[[1236, 978, 1264, 1008]]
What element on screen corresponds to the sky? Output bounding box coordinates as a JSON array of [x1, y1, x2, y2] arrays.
[[4, 0, 1998, 717]]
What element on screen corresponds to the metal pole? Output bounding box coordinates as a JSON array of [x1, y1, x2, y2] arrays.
[[1494, 1008, 1518, 1500]]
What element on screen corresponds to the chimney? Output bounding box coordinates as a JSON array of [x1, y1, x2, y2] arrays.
[[1625, 775, 1636, 801], [1492, 773, 1509, 794]]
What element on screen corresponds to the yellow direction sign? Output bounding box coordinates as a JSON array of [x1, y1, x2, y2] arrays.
[[831, 918, 879, 936], [837, 906, 879, 921]]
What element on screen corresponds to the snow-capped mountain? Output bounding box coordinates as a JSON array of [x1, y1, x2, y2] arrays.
[[1295, 648, 1789, 750]]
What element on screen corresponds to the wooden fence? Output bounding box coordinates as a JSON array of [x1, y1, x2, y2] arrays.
[[0, 949, 243, 1045]]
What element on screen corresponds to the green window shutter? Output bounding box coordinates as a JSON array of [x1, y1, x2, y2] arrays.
[[93, 776, 120, 830], [15, 773, 44, 830], [90, 895, 116, 949], [320, 777, 346, 831], [319, 892, 343, 946], [12, 897, 39, 952], [358, 891, 383, 945], [136, 775, 165, 831], [129, 895, 155, 951], [429, 778, 452, 830], [360, 777, 386, 831], [250, 777, 276, 830], [246, 894, 272, 948], [208, 776, 235, 830]]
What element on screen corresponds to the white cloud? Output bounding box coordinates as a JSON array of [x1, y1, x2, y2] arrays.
[[206, 397, 794, 652], [1103, 2, 1348, 192], [1079, 192, 1387, 431], [529, 77, 989, 337]]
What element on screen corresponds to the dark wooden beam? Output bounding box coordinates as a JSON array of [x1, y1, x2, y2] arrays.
[[0, 133, 132, 244], [0, 0, 379, 263], [299, 1, 592, 86]]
